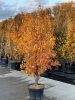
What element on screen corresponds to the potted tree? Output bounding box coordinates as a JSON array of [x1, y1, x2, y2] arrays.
[[0, 19, 15, 66], [1, 19, 17, 67], [9, 34, 21, 70], [3, 18, 22, 70], [0, 20, 8, 65], [59, 14, 75, 73], [20, 9, 59, 100]]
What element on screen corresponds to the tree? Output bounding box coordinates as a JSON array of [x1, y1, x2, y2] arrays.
[[59, 9, 75, 73], [0, 22, 3, 58], [1, 19, 15, 60], [20, 9, 59, 82], [2, 18, 21, 61], [52, 2, 75, 56], [14, 13, 25, 37], [0, 20, 8, 58], [59, 16, 75, 63]]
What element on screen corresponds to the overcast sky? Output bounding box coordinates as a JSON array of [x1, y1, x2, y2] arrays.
[[0, 0, 75, 21]]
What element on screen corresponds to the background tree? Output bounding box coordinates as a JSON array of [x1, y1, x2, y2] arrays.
[[0, 20, 8, 58], [59, 15, 75, 63], [52, 2, 75, 56], [58, 8, 75, 73], [0, 22, 3, 58]]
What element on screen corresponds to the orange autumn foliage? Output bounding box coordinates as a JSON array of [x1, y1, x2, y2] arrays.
[[20, 10, 59, 76], [59, 12, 75, 63]]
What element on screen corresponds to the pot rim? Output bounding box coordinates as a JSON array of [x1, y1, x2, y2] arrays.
[[28, 83, 45, 89]]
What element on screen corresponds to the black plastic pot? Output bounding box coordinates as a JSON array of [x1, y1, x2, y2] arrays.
[[28, 83, 44, 100], [8, 60, 21, 70], [71, 62, 75, 73], [65, 63, 74, 74], [10, 60, 17, 70], [15, 61, 21, 71], [40, 69, 50, 77], [1, 57, 8, 65], [0, 57, 2, 63]]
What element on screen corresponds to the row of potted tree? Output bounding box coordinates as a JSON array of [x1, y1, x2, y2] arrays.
[[0, 2, 75, 73]]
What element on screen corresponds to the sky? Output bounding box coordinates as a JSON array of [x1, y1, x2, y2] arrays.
[[0, 0, 75, 21]]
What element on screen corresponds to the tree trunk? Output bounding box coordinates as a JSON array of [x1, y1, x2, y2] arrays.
[[35, 76, 40, 84]]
